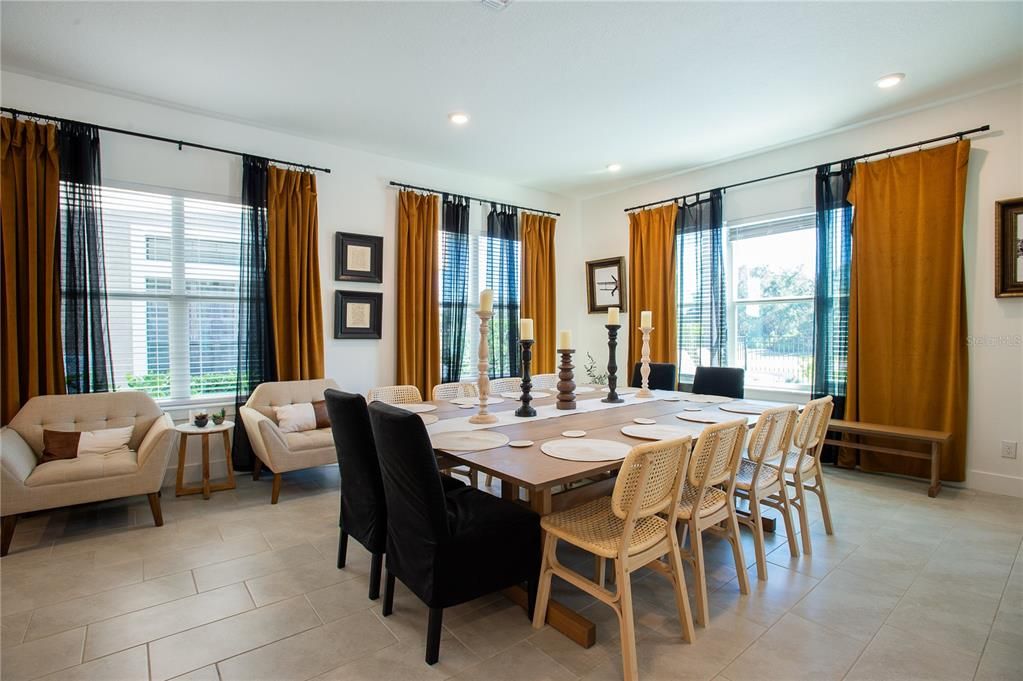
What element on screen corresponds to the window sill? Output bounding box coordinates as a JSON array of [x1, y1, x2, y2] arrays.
[[155, 395, 237, 420]]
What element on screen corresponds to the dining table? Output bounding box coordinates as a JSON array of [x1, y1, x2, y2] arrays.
[[414, 385, 785, 649]]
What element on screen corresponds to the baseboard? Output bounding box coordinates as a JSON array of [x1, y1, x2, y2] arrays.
[[968, 470, 1023, 498]]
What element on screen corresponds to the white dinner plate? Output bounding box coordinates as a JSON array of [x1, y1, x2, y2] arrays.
[[509, 440, 534, 448], [500, 390, 551, 399], [541, 438, 631, 462], [561, 430, 587, 438], [451, 396, 506, 406], [621, 424, 695, 441], [633, 417, 657, 425], [393, 402, 437, 414]]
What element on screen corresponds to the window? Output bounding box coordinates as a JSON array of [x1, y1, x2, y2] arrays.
[[63, 185, 243, 402]]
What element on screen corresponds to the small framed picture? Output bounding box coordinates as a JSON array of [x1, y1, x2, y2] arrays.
[[586, 257, 627, 313], [334, 290, 383, 339], [996, 197, 1023, 298], [335, 232, 383, 283]]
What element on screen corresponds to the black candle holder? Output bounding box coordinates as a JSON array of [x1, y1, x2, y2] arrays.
[[516, 339, 536, 417], [601, 324, 624, 403], [557, 349, 576, 410]]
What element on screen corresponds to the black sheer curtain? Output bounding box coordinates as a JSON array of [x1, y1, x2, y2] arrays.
[[59, 122, 112, 394], [233, 155, 275, 470], [440, 195, 471, 383], [676, 190, 726, 371], [486, 203, 520, 378], [813, 161, 854, 462]]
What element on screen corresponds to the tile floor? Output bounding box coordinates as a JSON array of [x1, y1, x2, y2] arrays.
[[1, 467, 1020, 681]]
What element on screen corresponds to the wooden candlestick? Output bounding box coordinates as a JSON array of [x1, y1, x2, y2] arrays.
[[602, 324, 623, 403], [557, 349, 576, 410], [469, 310, 498, 424], [515, 339, 536, 417], [636, 325, 654, 398]]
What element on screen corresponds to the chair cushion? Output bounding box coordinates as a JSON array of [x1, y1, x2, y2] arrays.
[[282, 428, 333, 452], [26, 448, 139, 487], [274, 401, 329, 433], [735, 458, 781, 491], [541, 497, 669, 558], [677, 484, 728, 519]]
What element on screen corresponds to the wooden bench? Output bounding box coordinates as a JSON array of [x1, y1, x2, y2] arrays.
[[824, 419, 951, 497]]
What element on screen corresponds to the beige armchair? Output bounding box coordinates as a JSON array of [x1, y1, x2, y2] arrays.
[[239, 378, 339, 504], [1, 391, 176, 556]]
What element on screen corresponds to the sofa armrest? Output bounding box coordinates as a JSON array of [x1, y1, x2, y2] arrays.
[[240, 406, 287, 471], [1, 427, 37, 485], [138, 413, 175, 469]]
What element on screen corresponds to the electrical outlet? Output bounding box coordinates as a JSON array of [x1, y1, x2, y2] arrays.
[[1002, 441, 1018, 460]]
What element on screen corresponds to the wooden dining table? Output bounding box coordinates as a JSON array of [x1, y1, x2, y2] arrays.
[[418, 385, 784, 649]]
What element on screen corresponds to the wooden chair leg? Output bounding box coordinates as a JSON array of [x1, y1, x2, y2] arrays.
[[252, 458, 263, 481], [271, 473, 282, 504], [1, 515, 18, 557], [727, 507, 751, 594], [689, 520, 709, 627], [668, 532, 695, 643], [368, 552, 383, 600], [337, 530, 349, 569], [425, 607, 443, 665], [748, 494, 768, 581], [616, 560, 639, 681], [147, 493, 164, 527], [792, 475, 813, 555], [531, 534, 557, 628], [382, 569, 395, 617], [594, 555, 606, 588], [814, 472, 835, 535], [776, 483, 800, 558]]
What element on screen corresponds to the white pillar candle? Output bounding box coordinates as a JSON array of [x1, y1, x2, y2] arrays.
[[479, 289, 494, 313], [607, 306, 620, 325], [520, 318, 534, 341], [640, 310, 652, 328], [558, 330, 573, 350]]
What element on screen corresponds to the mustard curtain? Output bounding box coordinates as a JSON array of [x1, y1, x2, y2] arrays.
[[267, 166, 324, 380], [521, 212, 557, 373], [396, 190, 441, 397], [845, 140, 970, 481], [1, 119, 64, 424], [627, 203, 678, 372]]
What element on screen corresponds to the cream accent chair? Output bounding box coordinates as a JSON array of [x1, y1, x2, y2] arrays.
[[367, 385, 422, 404], [1, 392, 176, 556], [431, 382, 478, 401], [239, 378, 339, 504]]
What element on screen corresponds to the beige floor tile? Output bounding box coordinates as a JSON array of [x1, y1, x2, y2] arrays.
[[148, 594, 321, 681], [449, 640, 576, 681], [168, 665, 220, 681], [837, 533, 937, 589], [844, 625, 979, 681], [0, 627, 86, 681], [2, 610, 33, 649], [245, 556, 355, 607], [916, 547, 1013, 601], [25, 571, 196, 641], [35, 645, 148, 681], [217, 609, 396, 681], [790, 567, 904, 641], [444, 595, 542, 658], [304, 575, 377, 624], [989, 596, 1023, 649], [143, 533, 271, 580], [885, 578, 999, 654], [765, 533, 857, 579], [84, 582, 254, 660], [313, 634, 479, 681], [721, 613, 865, 681], [975, 639, 1023, 681], [707, 565, 819, 627], [1, 560, 143, 616], [191, 542, 321, 592]]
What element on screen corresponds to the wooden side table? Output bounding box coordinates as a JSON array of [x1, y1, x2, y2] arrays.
[[175, 420, 236, 499]]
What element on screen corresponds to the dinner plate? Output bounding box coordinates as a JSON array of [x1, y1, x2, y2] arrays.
[[541, 438, 631, 462], [500, 390, 551, 399], [430, 430, 510, 451], [719, 402, 770, 415], [675, 412, 736, 424], [509, 440, 534, 448], [574, 386, 596, 394], [633, 417, 657, 425], [393, 402, 437, 414], [451, 396, 506, 406], [561, 430, 587, 438], [418, 413, 439, 425], [621, 424, 695, 441]]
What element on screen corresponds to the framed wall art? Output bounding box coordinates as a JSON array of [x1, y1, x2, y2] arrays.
[[586, 256, 627, 313], [996, 197, 1023, 298], [334, 290, 383, 339], [335, 231, 383, 283]]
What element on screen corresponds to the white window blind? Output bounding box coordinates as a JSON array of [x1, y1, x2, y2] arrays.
[[64, 185, 243, 403]]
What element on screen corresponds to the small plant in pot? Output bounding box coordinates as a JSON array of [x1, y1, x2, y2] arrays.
[[211, 408, 226, 426], [192, 410, 209, 428]]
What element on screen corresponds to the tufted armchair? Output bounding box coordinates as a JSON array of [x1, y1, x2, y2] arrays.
[[239, 378, 339, 504], [1, 391, 176, 556]]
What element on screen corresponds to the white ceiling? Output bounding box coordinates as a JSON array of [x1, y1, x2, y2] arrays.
[[2, 1, 1021, 197]]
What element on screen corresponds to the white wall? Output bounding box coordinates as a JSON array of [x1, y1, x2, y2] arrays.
[[0, 71, 584, 485], [575, 83, 1023, 496]]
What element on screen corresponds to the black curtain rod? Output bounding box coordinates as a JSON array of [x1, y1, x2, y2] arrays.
[[623, 124, 990, 213], [1, 106, 331, 174], [389, 181, 560, 217]]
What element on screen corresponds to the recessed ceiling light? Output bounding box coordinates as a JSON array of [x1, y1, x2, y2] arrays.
[[448, 112, 470, 125], [607, 163, 622, 172], [875, 73, 905, 89]]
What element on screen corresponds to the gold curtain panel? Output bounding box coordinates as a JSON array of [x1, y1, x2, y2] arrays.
[[627, 203, 678, 372], [396, 190, 441, 397], [521, 212, 558, 374], [845, 140, 970, 481]]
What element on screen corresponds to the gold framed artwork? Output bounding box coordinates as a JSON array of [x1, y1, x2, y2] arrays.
[[334, 290, 383, 339], [335, 232, 383, 283], [995, 197, 1023, 298], [586, 257, 627, 313]]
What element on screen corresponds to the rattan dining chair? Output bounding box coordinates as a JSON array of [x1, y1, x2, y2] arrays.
[[431, 382, 478, 400], [533, 437, 696, 681], [531, 373, 559, 391], [771, 395, 835, 555], [367, 384, 423, 404], [488, 376, 522, 395], [733, 404, 800, 581], [677, 417, 751, 626]]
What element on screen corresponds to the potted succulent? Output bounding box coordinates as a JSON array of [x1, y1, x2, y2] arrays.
[[211, 408, 226, 426], [192, 410, 209, 428]]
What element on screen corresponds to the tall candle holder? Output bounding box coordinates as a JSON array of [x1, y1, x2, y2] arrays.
[[515, 339, 536, 417], [601, 324, 624, 404], [469, 310, 499, 425], [635, 325, 654, 398], [556, 349, 577, 410]]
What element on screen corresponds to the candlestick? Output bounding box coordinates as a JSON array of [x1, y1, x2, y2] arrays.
[[469, 309, 499, 424], [601, 324, 624, 404], [636, 325, 654, 398], [519, 318, 534, 341], [515, 339, 536, 417], [556, 348, 576, 410], [607, 306, 620, 325]]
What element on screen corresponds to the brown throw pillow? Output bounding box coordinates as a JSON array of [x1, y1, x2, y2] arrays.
[[42, 430, 82, 464], [312, 400, 330, 429]]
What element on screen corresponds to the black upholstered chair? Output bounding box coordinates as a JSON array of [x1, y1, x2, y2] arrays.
[[630, 362, 678, 391], [367, 401, 542, 665], [692, 366, 745, 399], [323, 389, 463, 601]]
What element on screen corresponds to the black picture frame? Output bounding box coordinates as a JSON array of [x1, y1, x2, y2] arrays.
[[585, 256, 627, 313], [334, 290, 383, 339], [995, 197, 1023, 298], [335, 232, 383, 283]]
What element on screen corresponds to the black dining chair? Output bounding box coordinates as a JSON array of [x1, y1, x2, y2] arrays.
[[630, 362, 678, 391], [692, 366, 745, 399], [367, 401, 542, 665], [323, 389, 463, 600]]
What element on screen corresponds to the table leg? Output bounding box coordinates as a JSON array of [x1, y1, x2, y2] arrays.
[[501, 479, 518, 502], [201, 434, 211, 500], [222, 430, 236, 490], [928, 441, 942, 498], [175, 434, 188, 496]]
